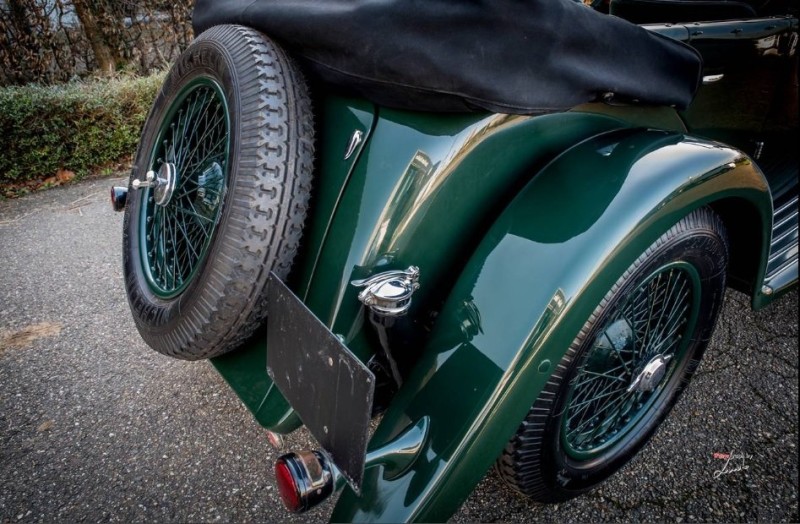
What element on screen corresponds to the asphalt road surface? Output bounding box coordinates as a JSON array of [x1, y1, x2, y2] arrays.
[[1, 177, 797, 523]]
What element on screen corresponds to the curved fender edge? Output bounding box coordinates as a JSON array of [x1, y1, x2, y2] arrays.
[[331, 130, 771, 522]]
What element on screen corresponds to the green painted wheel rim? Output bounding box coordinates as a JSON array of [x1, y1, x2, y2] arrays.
[[138, 77, 230, 299], [561, 262, 701, 460]]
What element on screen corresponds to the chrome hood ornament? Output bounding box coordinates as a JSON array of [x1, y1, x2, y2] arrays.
[[352, 266, 420, 316]]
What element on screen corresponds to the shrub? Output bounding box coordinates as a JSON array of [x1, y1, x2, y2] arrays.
[[0, 73, 165, 187]]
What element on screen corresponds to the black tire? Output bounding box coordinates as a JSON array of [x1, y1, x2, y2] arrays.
[[496, 207, 728, 502], [122, 25, 314, 360]]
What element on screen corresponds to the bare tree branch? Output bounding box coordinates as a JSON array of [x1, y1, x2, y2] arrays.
[[0, 0, 194, 86]]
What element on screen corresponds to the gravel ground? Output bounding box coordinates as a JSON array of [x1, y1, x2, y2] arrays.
[[1, 177, 797, 523]]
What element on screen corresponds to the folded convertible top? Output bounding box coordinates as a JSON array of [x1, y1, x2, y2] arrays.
[[193, 0, 703, 114]]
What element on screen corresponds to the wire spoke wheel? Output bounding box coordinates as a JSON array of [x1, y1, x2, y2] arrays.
[[140, 79, 230, 298], [495, 208, 728, 502], [122, 25, 314, 360], [561, 262, 700, 459]]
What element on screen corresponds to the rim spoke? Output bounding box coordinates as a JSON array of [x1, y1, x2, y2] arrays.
[[646, 302, 690, 356], [568, 378, 624, 428], [175, 203, 214, 226], [568, 386, 628, 411], [176, 90, 210, 169], [183, 140, 226, 180], [640, 272, 663, 358], [603, 330, 633, 375], [180, 111, 224, 169], [173, 207, 201, 261], [173, 184, 200, 202], [141, 81, 228, 296], [563, 265, 696, 457], [178, 101, 221, 172], [582, 370, 628, 383]]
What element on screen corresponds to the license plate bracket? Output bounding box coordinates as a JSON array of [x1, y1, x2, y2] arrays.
[[266, 274, 375, 490]]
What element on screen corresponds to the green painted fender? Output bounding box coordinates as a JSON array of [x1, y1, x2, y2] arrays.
[[331, 129, 771, 522]]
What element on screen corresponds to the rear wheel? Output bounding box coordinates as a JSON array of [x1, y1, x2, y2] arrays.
[[122, 25, 314, 360], [496, 207, 728, 501]]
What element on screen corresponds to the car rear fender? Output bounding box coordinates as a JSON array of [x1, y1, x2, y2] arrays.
[[211, 102, 631, 431], [331, 129, 771, 522]]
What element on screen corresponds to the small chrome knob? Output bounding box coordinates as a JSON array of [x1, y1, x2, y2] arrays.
[[131, 170, 157, 189]]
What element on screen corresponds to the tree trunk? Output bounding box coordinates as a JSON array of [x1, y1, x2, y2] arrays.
[[71, 0, 115, 74], [6, 0, 33, 38]]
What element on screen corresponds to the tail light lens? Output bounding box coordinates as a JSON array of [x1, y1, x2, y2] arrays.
[[274, 450, 335, 513], [275, 459, 303, 512]]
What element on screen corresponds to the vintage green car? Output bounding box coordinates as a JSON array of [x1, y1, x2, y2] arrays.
[[111, 0, 798, 521]]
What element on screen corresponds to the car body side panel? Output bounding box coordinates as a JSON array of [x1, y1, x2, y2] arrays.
[[301, 108, 628, 341], [331, 130, 772, 522], [210, 105, 634, 431], [680, 16, 798, 152]]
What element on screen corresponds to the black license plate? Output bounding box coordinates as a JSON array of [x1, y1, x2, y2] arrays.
[[266, 273, 375, 490]]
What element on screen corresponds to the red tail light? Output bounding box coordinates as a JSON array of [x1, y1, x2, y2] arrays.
[[275, 459, 303, 512], [274, 451, 335, 513]]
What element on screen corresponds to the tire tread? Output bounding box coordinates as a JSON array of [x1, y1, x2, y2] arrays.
[[494, 207, 729, 501], [123, 25, 314, 360]]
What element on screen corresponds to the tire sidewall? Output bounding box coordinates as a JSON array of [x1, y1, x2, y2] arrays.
[[123, 35, 242, 346], [539, 217, 728, 497]]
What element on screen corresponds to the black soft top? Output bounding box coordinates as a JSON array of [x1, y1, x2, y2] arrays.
[[193, 0, 703, 115]]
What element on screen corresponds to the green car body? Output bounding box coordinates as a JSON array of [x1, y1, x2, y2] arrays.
[[172, 9, 799, 523], [211, 106, 790, 524]]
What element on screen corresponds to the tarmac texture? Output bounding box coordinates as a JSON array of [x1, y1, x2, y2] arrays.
[[1, 178, 797, 522]]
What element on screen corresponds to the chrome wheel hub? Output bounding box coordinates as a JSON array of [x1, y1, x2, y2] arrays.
[[153, 162, 177, 206], [628, 354, 672, 393], [131, 162, 178, 207]]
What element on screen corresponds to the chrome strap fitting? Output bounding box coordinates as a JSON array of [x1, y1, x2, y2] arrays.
[[352, 266, 420, 317]]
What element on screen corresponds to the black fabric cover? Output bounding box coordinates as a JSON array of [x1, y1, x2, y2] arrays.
[[193, 0, 704, 114], [610, 0, 757, 24]]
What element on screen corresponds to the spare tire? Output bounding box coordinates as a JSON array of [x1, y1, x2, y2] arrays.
[[122, 25, 314, 360]]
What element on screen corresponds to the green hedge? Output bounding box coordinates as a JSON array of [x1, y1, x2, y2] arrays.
[[0, 73, 165, 186]]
